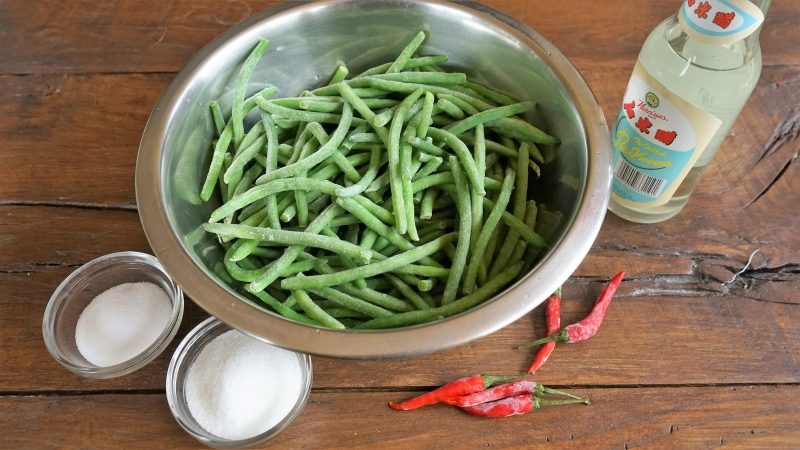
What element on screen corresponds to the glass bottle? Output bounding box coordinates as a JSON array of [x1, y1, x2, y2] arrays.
[[608, 0, 771, 223]]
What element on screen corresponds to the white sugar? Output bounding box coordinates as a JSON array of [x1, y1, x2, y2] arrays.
[[185, 330, 303, 441], [75, 282, 172, 367]]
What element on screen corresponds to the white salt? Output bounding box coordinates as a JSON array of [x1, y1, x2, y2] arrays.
[[75, 281, 172, 367], [185, 330, 303, 441]]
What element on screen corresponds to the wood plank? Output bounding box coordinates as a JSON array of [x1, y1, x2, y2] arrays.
[[0, 73, 171, 207], [3, 264, 798, 391], [1, 387, 798, 448], [1, 1, 796, 75], [2, 64, 798, 211]]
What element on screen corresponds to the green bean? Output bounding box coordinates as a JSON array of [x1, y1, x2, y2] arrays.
[[400, 128, 419, 241], [294, 188, 309, 226], [232, 164, 262, 198], [247, 205, 340, 292], [260, 113, 282, 229], [388, 88, 424, 235], [386, 274, 432, 310], [237, 121, 265, 158], [210, 178, 342, 223], [287, 122, 309, 165], [437, 98, 465, 119], [279, 152, 371, 223], [417, 91, 435, 138], [321, 228, 366, 289], [394, 264, 449, 278], [470, 124, 486, 250], [200, 122, 233, 202], [360, 228, 379, 249], [337, 146, 382, 197], [463, 168, 515, 293], [463, 80, 517, 106], [407, 135, 447, 157], [442, 157, 472, 304], [255, 102, 353, 185], [355, 261, 523, 329], [248, 290, 320, 326], [437, 93, 480, 115], [315, 262, 414, 312], [305, 122, 361, 182], [327, 215, 362, 228], [249, 246, 282, 259], [482, 197, 549, 249], [489, 142, 530, 278], [486, 117, 559, 145], [204, 223, 373, 264], [292, 289, 346, 329], [427, 127, 484, 196], [348, 132, 382, 144], [355, 54, 448, 78], [419, 188, 438, 220], [232, 39, 269, 148], [350, 194, 394, 224], [309, 287, 393, 319], [335, 197, 441, 270], [445, 102, 532, 136], [511, 200, 538, 265], [256, 95, 364, 127], [224, 134, 265, 184], [328, 61, 349, 84], [477, 216, 500, 286], [387, 30, 426, 73], [412, 155, 443, 181], [210, 101, 225, 135], [281, 233, 456, 290], [273, 117, 300, 129]]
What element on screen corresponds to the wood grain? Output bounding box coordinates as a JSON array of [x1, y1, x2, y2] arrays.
[[1, 1, 796, 75], [1, 387, 798, 449]]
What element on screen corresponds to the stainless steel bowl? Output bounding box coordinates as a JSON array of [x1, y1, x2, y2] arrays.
[[136, 0, 611, 358]]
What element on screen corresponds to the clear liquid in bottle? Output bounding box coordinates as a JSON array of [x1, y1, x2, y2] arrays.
[[608, 0, 769, 223]]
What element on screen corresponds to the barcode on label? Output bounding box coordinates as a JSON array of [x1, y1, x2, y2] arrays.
[[614, 158, 666, 197]]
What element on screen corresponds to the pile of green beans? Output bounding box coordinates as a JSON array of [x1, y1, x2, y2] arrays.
[[198, 31, 560, 330]]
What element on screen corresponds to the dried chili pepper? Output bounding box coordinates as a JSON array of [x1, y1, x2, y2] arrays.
[[519, 271, 624, 349], [446, 380, 539, 407], [460, 394, 590, 418], [446, 380, 582, 407], [389, 373, 519, 411], [526, 287, 561, 373]]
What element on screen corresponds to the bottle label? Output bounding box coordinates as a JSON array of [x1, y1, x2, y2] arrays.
[[678, 0, 764, 45], [610, 62, 722, 207]]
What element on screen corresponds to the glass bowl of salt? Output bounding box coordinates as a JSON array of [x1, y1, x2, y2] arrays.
[[166, 317, 312, 448], [42, 251, 184, 379]]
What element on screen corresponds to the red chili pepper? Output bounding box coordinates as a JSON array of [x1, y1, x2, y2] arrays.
[[388, 374, 519, 411], [447, 380, 539, 407], [518, 271, 624, 349], [526, 287, 561, 373], [460, 394, 590, 418]]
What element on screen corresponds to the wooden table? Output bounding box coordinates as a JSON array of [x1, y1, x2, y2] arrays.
[[2, 1, 798, 448]]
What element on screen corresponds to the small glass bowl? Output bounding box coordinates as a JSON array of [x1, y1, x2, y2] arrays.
[[166, 317, 313, 448], [42, 251, 184, 379]]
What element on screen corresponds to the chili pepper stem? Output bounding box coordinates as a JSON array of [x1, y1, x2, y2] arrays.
[[482, 374, 522, 386], [517, 329, 569, 350], [534, 397, 590, 409], [539, 386, 587, 401]]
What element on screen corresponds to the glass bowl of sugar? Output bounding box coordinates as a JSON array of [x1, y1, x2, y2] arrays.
[[166, 317, 312, 448], [42, 251, 184, 379]]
